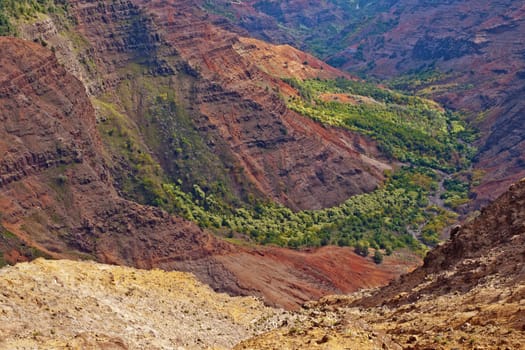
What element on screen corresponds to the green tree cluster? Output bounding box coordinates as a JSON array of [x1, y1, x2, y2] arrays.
[[285, 78, 475, 171]]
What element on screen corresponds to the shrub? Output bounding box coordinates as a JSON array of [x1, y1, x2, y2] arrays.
[[373, 250, 384, 264], [354, 240, 369, 257]]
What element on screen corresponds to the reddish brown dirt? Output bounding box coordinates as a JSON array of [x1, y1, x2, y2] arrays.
[[0, 37, 415, 309], [216, 246, 417, 309], [234, 37, 350, 81]]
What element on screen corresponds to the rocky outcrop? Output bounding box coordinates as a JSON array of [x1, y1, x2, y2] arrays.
[[0, 258, 283, 349], [0, 38, 102, 188], [236, 178, 525, 349], [356, 177, 525, 307]]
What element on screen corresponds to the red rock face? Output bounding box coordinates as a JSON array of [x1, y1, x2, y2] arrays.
[[0, 37, 227, 264], [0, 37, 415, 309], [63, 0, 390, 210]]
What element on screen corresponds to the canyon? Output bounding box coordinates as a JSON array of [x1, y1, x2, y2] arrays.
[[1, 175, 523, 349], [0, 35, 412, 309], [0, 1, 524, 348], [201, 0, 525, 207]]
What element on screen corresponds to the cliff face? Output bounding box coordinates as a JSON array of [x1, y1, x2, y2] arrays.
[[0, 36, 411, 309], [0, 36, 230, 267], [34, 0, 390, 211]]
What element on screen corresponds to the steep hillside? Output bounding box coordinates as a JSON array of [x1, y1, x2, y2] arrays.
[[25, 0, 389, 212], [0, 36, 416, 309], [0, 35, 228, 280], [336, 0, 525, 206], [201, 0, 525, 208], [238, 178, 525, 349]]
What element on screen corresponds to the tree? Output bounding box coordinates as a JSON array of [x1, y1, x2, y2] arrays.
[[373, 250, 384, 264], [354, 240, 369, 257]]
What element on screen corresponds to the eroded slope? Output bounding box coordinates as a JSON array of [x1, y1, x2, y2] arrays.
[[0, 36, 411, 309], [52, 0, 391, 211]]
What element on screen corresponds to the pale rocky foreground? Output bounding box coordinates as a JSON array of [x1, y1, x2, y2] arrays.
[[0, 259, 287, 350]]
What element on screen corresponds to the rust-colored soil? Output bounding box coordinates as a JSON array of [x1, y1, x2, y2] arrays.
[[216, 246, 418, 309], [63, 0, 391, 211]]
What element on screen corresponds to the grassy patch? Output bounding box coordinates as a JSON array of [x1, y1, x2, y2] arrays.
[[0, 225, 51, 266]]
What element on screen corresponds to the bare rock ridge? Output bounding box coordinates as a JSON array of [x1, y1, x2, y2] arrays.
[[356, 176, 525, 308], [0, 37, 411, 309]]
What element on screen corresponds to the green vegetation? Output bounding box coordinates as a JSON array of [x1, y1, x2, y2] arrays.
[[420, 206, 458, 246], [0, 0, 67, 35], [95, 67, 471, 253], [285, 77, 475, 171], [275, 76, 476, 250], [96, 99, 441, 254], [155, 166, 437, 254], [354, 240, 370, 257], [387, 68, 450, 93], [439, 171, 479, 210], [373, 250, 383, 264], [202, 0, 236, 21], [441, 177, 470, 209], [94, 97, 167, 207]]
